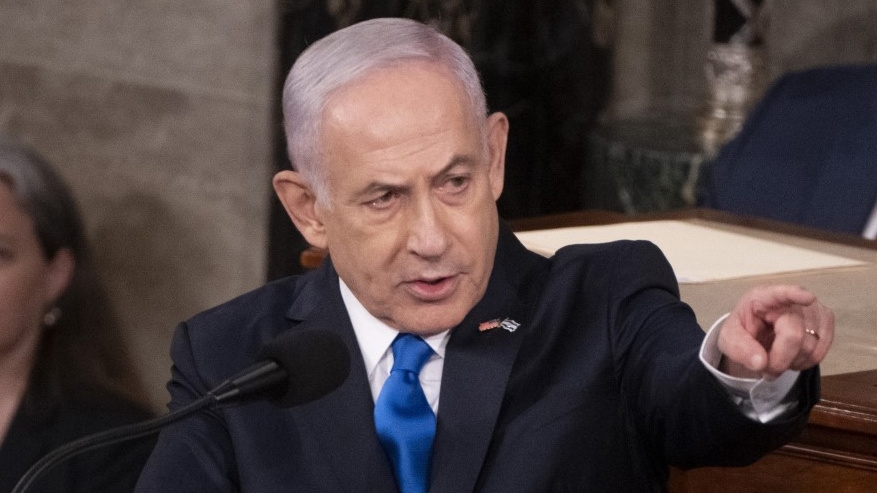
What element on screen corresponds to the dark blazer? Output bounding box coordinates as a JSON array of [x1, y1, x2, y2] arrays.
[[0, 392, 156, 493], [701, 64, 877, 235], [137, 224, 817, 492]]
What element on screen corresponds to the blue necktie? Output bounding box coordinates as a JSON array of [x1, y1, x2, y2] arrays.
[[374, 334, 436, 493]]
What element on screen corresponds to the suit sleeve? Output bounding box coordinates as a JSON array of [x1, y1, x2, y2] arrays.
[[608, 240, 817, 469], [135, 322, 240, 492]]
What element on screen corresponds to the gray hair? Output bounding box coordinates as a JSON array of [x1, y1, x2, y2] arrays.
[[281, 17, 488, 205]]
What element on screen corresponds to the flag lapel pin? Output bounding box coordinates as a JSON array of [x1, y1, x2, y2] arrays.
[[479, 318, 502, 332], [499, 318, 520, 333], [479, 317, 520, 333]]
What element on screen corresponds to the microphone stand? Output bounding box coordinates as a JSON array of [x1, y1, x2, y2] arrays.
[[13, 358, 288, 492], [11, 395, 214, 493], [12, 328, 349, 493]]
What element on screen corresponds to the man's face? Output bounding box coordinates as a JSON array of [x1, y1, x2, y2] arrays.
[[310, 62, 507, 336]]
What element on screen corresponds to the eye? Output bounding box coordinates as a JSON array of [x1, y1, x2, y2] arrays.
[[367, 190, 399, 210], [444, 175, 470, 192]]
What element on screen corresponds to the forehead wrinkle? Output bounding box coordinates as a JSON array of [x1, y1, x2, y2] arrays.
[[359, 126, 457, 164], [324, 108, 476, 175], [322, 63, 474, 147]]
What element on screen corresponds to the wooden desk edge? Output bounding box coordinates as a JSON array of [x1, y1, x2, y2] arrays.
[[809, 370, 877, 434]]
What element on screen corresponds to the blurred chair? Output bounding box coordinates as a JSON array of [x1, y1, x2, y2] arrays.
[[699, 63, 877, 237]]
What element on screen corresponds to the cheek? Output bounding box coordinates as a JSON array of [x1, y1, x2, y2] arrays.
[[471, 235, 497, 284], [326, 224, 402, 287], [457, 202, 498, 254], [464, 211, 499, 287], [0, 275, 46, 349]]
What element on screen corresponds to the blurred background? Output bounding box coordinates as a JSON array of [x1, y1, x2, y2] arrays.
[[1, 0, 875, 410]]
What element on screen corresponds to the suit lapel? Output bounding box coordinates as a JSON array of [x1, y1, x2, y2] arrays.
[[430, 224, 548, 493], [281, 263, 398, 491]]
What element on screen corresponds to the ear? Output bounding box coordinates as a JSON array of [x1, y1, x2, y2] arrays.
[[485, 112, 509, 201], [45, 248, 75, 304], [273, 170, 328, 249]]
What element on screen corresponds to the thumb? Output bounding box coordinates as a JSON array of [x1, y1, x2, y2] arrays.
[[717, 316, 769, 374]]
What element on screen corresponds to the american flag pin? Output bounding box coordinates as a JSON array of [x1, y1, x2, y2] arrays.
[[479, 317, 520, 333]]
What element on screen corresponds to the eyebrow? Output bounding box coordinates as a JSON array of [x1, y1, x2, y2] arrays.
[[429, 155, 477, 186], [354, 181, 407, 202], [354, 154, 478, 200]]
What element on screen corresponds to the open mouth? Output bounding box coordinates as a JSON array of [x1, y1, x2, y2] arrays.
[[407, 275, 456, 300]]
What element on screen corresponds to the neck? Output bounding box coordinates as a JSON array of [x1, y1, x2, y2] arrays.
[[0, 331, 41, 446]]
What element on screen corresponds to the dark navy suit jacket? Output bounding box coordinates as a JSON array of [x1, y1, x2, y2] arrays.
[[136, 223, 817, 492], [701, 64, 877, 235]]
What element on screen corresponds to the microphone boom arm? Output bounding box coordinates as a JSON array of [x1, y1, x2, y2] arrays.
[[11, 395, 215, 493], [12, 328, 350, 493]]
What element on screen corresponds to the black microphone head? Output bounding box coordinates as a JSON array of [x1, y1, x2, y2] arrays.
[[258, 329, 351, 407]]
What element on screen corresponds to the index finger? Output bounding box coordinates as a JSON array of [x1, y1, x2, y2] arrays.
[[747, 285, 817, 322]]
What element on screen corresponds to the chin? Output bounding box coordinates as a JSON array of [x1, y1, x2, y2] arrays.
[[400, 309, 467, 336]]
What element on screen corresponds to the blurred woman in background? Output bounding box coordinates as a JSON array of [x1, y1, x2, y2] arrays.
[[0, 136, 154, 492]]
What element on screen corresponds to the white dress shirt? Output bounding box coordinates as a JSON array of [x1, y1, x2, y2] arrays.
[[862, 199, 877, 240], [700, 314, 799, 423], [340, 279, 797, 422], [341, 280, 448, 414]]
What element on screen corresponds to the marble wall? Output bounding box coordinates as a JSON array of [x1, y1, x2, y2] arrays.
[[586, 0, 877, 212], [765, 1, 877, 78], [607, 0, 877, 119], [0, 1, 277, 409]]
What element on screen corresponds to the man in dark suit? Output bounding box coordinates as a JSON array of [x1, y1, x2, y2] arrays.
[[701, 63, 877, 237], [136, 18, 834, 492]]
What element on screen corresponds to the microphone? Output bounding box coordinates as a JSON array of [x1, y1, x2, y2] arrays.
[[12, 328, 351, 493], [211, 328, 352, 407]]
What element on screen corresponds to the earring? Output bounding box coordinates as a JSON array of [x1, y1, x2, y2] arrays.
[[43, 306, 62, 327]]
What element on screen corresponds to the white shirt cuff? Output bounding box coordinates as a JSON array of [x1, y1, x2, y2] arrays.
[[699, 313, 800, 423]]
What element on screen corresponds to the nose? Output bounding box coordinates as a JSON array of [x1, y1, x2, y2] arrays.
[[406, 196, 450, 260]]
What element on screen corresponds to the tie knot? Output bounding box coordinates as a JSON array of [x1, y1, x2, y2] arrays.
[[391, 334, 433, 374]]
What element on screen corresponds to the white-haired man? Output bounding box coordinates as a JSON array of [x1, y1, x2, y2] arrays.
[[137, 17, 833, 493]]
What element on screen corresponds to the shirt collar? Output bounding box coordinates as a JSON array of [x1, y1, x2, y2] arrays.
[[339, 278, 449, 378]]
